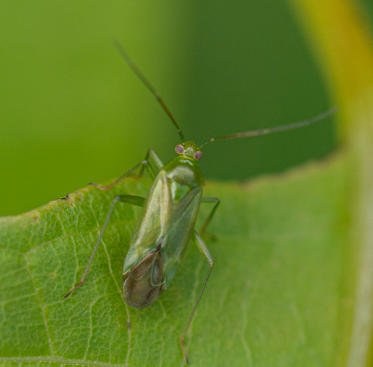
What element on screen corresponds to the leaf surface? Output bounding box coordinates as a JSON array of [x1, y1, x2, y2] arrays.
[[0, 155, 349, 367]]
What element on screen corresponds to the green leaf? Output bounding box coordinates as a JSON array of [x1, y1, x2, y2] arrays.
[[2, 0, 373, 365], [0, 154, 350, 367], [291, 0, 373, 365]]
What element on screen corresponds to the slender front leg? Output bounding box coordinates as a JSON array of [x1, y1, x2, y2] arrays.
[[200, 197, 220, 235], [139, 148, 164, 177], [63, 194, 145, 299], [180, 231, 214, 364], [91, 148, 164, 191]]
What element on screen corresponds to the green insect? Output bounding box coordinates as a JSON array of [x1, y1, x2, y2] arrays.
[[64, 40, 337, 364]]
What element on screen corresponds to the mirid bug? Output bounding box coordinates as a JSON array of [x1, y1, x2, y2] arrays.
[[64, 40, 337, 364]]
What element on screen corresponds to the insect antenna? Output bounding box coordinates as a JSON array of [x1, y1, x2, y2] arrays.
[[113, 39, 185, 141], [200, 106, 338, 147]]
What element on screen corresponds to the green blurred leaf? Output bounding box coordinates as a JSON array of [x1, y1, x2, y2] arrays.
[[0, 0, 335, 216], [0, 155, 349, 366], [291, 0, 373, 365]]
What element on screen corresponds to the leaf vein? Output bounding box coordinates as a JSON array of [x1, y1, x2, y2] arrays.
[[23, 254, 55, 356], [0, 356, 124, 367]]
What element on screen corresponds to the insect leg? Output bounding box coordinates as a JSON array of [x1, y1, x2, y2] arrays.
[[139, 148, 164, 177], [200, 197, 220, 235], [63, 194, 145, 299], [90, 161, 147, 190], [180, 231, 214, 364], [90, 149, 163, 190]]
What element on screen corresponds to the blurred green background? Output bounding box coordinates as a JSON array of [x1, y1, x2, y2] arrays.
[[0, 0, 372, 216]]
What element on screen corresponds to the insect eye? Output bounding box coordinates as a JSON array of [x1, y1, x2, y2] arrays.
[[175, 144, 184, 154], [194, 151, 202, 160]]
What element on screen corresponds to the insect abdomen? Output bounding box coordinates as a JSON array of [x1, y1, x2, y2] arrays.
[[122, 250, 164, 309]]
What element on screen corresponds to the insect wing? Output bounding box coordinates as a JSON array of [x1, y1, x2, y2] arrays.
[[161, 185, 202, 287], [123, 171, 172, 275]]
